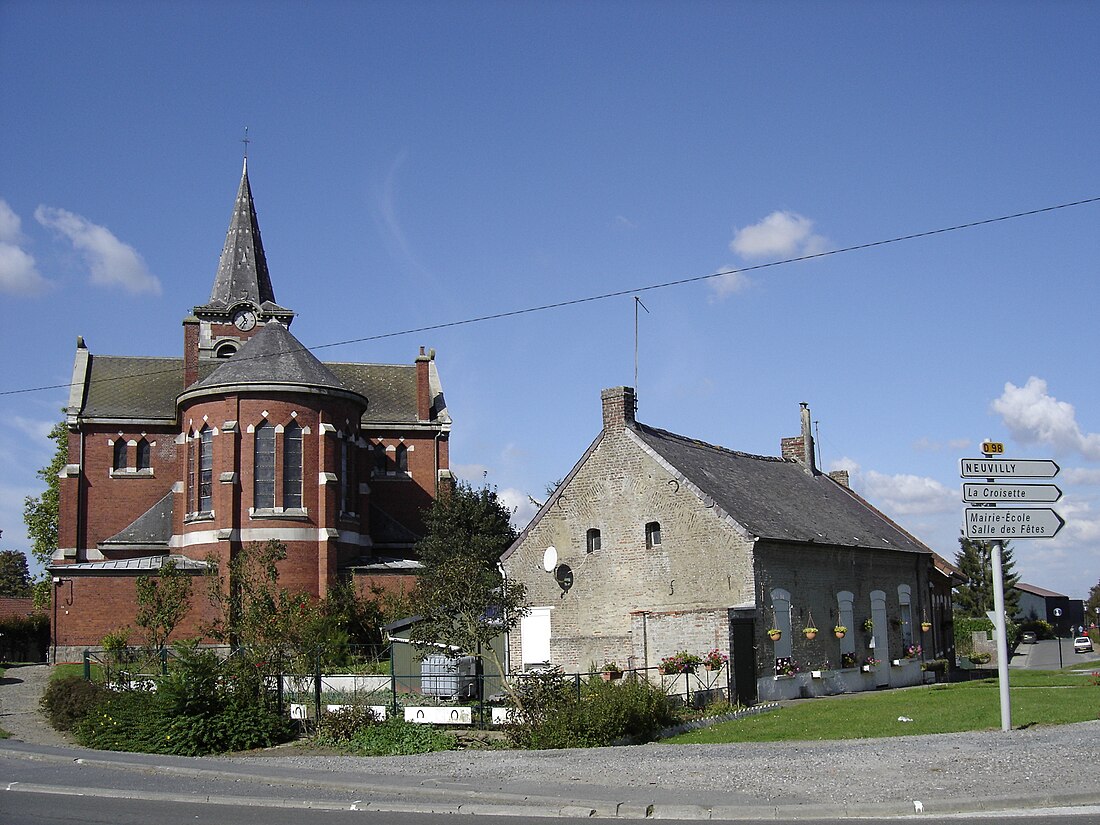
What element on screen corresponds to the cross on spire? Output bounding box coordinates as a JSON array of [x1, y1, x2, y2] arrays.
[[241, 126, 250, 161]]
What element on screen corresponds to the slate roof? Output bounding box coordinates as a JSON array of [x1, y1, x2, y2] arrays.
[[78, 356, 214, 421], [51, 555, 210, 574], [193, 160, 291, 317], [632, 423, 930, 554], [329, 362, 417, 424], [188, 322, 354, 396], [99, 491, 174, 550]]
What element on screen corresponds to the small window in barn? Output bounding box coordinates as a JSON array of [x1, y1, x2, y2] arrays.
[[645, 521, 662, 548], [586, 528, 601, 554]]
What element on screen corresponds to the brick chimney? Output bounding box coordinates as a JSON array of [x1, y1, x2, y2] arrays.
[[416, 347, 433, 422], [601, 387, 636, 430], [780, 402, 816, 475], [828, 469, 850, 487]]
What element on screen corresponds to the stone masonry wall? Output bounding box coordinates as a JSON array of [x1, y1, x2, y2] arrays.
[[504, 425, 756, 674]]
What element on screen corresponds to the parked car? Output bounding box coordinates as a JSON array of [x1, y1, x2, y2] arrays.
[[1020, 631, 1037, 644], [1073, 636, 1093, 654]]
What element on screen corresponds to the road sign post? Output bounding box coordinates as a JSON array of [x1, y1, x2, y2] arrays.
[[959, 449, 1063, 733]]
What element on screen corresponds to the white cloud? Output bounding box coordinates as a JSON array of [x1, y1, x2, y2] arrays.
[[34, 205, 160, 295], [730, 210, 829, 260], [1061, 468, 1100, 486], [613, 215, 637, 230], [991, 377, 1100, 460], [496, 487, 539, 532], [12, 416, 56, 442], [830, 457, 955, 516], [913, 437, 970, 453], [709, 269, 752, 299], [0, 199, 48, 295]]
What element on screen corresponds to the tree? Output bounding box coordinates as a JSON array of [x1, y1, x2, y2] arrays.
[[23, 418, 68, 570], [1086, 580, 1100, 627], [410, 482, 528, 706], [134, 558, 193, 653], [953, 536, 1021, 618], [0, 550, 33, 597]]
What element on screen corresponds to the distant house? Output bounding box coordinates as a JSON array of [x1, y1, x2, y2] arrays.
[[502, 387, 954, 702], [1014, 581, 1082, 636]]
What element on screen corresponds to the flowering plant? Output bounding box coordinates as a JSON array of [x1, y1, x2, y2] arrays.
[[862, 619, 874, 632], [833, 625, 848, 635], [601, 661, 622, 673], [658, 651, 702, 674], [774, 657, 800, 677], [702, 649, 728, 669], [904, 644, 922, 659], [841, 652, 858, 669], [864, 656, 880, 667]]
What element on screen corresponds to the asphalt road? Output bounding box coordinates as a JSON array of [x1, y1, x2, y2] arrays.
[[1010, 638, 1100, 670]]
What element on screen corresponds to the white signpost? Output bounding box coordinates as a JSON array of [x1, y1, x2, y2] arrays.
[[959, 458, 1059, 478], [963, 506, 1065, 538], [959, 444, 1064, 733], [961, 483, 1061, 504]]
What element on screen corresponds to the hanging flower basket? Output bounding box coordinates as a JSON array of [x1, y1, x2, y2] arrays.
[[767, 628, 782, 641], [834, 625, 847, 639], [803, 627, 818, 640], [921, 621, 932, 632], [862, 619, 874, 633]]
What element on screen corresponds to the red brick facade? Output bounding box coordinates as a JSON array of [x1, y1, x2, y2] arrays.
[[50, 164, 449, 660]]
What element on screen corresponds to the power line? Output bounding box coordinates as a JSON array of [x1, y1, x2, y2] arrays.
[[3, 194, 1099, 399]]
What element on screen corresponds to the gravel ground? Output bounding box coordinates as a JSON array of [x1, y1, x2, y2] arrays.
[[4, 662, 1099, 808]]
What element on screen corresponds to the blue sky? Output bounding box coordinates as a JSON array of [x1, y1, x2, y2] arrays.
[[2, 2, 1099, 601]]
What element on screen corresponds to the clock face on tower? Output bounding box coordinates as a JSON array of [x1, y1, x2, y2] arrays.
[[232, 309, 257, 331]]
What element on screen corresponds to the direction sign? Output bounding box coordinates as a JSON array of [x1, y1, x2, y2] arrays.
[[961, 483, 1062, 504], [959, 458, 1059, 478], [964, 507, 1065, 539]]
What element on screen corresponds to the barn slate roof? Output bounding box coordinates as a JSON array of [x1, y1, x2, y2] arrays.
[[632, 423, 930, 554]]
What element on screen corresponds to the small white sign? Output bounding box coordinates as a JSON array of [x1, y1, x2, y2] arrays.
[[964, 507, 1065, 539], [961, 483, 1062, 503], [959, 458, 1059, 478]]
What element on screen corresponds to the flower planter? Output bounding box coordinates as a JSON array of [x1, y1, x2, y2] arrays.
[[834, 630, 846, 639], [704, 663, 722, 672], [921, 622, 932, 632], [891, 659, 902, 667], [601, 670, 623, 681], [861, 665, 871, 672], [804, 630, 818, 640], [768, 631, 782, 641]]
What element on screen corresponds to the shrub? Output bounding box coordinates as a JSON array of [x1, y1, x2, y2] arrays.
[[340, 717, 456, 756], [73, 689, 166, 752], [315, 705, 378, 743], [507, 670, 678, 749], [40, 674, 109, 731]]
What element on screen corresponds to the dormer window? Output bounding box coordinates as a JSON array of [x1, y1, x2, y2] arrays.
[[645, 521, 662, 548], [215, 343, 238, 358], [586, 528, 601, 554]]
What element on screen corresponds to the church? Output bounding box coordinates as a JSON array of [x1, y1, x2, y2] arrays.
[[49, 161, 451, 661]]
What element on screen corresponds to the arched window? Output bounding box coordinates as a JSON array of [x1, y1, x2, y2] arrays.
[[283, 421, 303, 509], [198, 427, 213, 513], [586, 528, 601, 554], [338, 431, 358, 514], [215, 343, 237, 358], [136, 438, 151, 471], [645, 521, 662, 548], [254, 421, 275, 509], [395, 443, 408, 474], [113, 439, 128, 471], [374, 443, 388, 476]]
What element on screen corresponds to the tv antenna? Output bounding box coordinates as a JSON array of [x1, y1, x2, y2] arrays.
[[634, 296, 649, 412]]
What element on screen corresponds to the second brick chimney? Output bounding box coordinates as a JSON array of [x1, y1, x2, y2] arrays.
[[780, 402, 816, 474], [601, 387, 636, 430]]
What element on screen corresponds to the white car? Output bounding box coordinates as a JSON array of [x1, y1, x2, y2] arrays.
[[1073, 636, 1093, 654]]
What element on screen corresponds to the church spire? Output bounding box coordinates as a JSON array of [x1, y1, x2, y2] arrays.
[[199, 160, 280, 312]]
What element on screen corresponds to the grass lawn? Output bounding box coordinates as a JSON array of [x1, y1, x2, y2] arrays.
[[663, 668, 1100, 744]]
